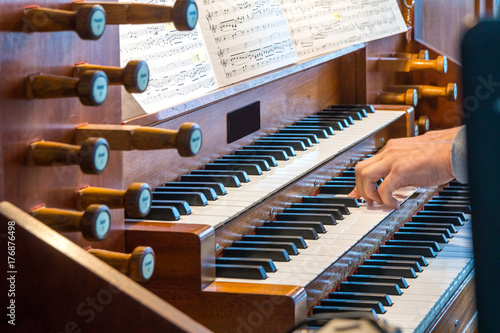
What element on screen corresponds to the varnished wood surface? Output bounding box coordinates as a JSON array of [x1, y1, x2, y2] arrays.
[[125, 221, 216, 291], [0, 0, 124, 251], [0, 201, 212, 333]]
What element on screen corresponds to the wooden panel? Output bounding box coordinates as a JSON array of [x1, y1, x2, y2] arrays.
[[125, 222, 215, 291], [0, 201, 211, 333], [0, 0, 124, 251]]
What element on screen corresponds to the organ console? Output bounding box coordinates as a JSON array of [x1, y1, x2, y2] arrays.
[[87, 246, 155, 283], [29, 137, 110, 174], [70, 0, 199, 30], [78, 183, 152, 218], [0, 0, 481, 332], [31, 204, 111, 241], [74, 60, 150, 93], [23, 4, 106, 40], [26, 70, 109, 105]]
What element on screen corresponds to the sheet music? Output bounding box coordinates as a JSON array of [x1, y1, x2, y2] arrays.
[[196, 0, 298, 86], [280, 0, 407, 61], [119, 0, 217, 114]]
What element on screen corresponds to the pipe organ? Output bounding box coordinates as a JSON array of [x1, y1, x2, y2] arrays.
[[0, 0, 480, 332]]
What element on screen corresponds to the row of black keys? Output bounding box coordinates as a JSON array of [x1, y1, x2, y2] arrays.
[[126, 105, 375, 221], [311, 181, 470, 321]]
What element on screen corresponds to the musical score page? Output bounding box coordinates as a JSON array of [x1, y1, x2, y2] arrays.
[[196, 0, 298, 86], [119, 0, 217, 114], [281, 0, 407, 61]]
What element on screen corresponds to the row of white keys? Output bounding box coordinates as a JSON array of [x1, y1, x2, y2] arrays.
[[175, 111, 405, 228], [378, 220, 474, 333]]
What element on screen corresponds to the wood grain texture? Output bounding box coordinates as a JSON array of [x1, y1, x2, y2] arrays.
[[0, 201, 211, 333], [0, 0, 124, 252], [125, 221, 216, 291]]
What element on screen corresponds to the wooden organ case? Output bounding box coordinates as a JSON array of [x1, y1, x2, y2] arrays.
[[0, 0, 482, 332]]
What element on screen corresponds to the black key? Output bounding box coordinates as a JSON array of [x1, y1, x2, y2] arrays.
[[447, 180, 468, 187], [231, 241, 299, 255], [221, 154, 278, 167], [385, 240, 441, 253], [320, 299, 385, 314], [216, 257, 277, 272], [291, 202, 350, 215], [439, 189, 469, 196], [411, 215, 464, 226], [363, 259, 422, 272], [332, 176, 356, 182], [151, 200, 191, 215], [254, 139, 307, 151], [138, 206, 180, 221], [260, 135, 313, 147], [341, 171, 356, 178], [339, 281, 402, 295], [181, 174, 241, 187], [232, 241, 299, 255], [369, 253, 428, 267], [155, 186, 218, 201], [289, 125, 335, 136], [347, 274, 408, 288], [223, 247, 290, 262], [328, 104, 376, 113], [265, 221, 326, 234], [255, 226, 319, 240], [416, 210, 468, 221], [319, 185, 355, 194], [267, 132, 320, 144], [204, 163, 262, 175], [152, 191, 208, 206], [295, 120, 344, 131], [429, 199, 470, 206], [319, 110, 363, 120], [312, 306, 378, 319], [279, 128, 329, 139], [214, 159, 271, 171], [307, 114, 354, 126], [215, 264, 267, 279], [399, 227, 452, 239], [327, 180, 356, 185], [329, 292, 392, 306], [302, 195, 359, 208], [235, 149, 288, 161], [163, 182, 227, 195], [356, 265, 416, 279], [243, 145, 295, 157], [432, 195, 470, 201], [275, 212, 337, 225], [242, 235, 308, 249], [191, 169, 250, 183], [404, 222, 457, 233], [392, 232, 448, 244], [285, 207, 343, 220], [378, 245, 436, 257], [323, 108, 368, 117]]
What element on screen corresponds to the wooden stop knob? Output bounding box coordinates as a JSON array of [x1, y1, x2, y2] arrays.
[[30, 137, 110, 175], [79, 182, 152, 217], [31, 204, 111, 241], [88, 246, 155, 282], [379, 89, 418, 107], [23, 5, 106, 40]]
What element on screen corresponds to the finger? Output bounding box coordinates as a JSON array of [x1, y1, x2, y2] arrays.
[[356, 161, 391, 203], [354, 153, 386, 200], [376, 172, 401, 209], [348, 187, 361, 199]]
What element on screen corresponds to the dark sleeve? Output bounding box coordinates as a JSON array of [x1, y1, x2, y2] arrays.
[[451, 126, 468, 183]]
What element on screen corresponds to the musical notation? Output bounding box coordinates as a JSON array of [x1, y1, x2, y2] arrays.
[[281, 0, 407, 60], [119, 0, 406, 115], [119, 0, 217, 114], [197, 0, 298, 86]]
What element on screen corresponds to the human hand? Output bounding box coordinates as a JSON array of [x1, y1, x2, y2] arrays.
[[349, 127, 460, 208]]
